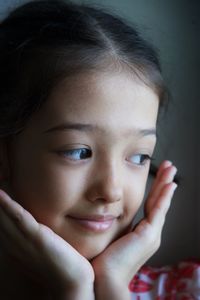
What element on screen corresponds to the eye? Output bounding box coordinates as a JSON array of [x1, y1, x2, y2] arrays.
[[61, 148, 92, 161], [128, 154, 152, 166]]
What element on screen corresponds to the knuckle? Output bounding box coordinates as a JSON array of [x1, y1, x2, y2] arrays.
[[36, 224, 46, 240], [36, 224, 53, 246], [154, 237, 161, 250], [143, 223, 160, 248], [31, 225, 45, 247], [13, 207, 24, 224]]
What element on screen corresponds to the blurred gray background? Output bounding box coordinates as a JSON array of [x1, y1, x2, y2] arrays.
[[0, 0, 199, 266]]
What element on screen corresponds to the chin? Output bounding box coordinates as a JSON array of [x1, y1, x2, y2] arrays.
[[72, 239, 109, 261]]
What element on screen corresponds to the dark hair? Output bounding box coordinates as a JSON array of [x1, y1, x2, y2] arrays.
[[0, 0, 168, 138]]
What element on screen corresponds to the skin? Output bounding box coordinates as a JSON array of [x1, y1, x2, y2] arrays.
[[0, 71, 177, 299], [4, 71, 159, 258]]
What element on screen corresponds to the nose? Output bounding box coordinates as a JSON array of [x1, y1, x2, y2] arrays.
[[86, 160, 123, 204]]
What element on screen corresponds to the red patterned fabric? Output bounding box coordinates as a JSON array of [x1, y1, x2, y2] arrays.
[[129, 260, 200, 299]]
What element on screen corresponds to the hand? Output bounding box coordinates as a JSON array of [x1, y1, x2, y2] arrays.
[[0, 190, 94, 300], [91, 160, 177, 300]]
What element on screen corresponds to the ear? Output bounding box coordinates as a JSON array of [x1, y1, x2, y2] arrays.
[[0, 139, 10, 183]]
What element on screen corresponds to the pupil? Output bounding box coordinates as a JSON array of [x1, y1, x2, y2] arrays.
[[80, 149, 91, 159]]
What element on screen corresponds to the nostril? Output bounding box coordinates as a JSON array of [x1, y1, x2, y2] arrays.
[[85, 165, 123, 203], [94, 184, 123, 203], [96, 195, 121, 202], [86, 185, 123, 203]]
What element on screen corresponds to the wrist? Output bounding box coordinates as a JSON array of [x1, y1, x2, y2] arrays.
[[62, 284, 95, 300], [55, 280, 95, 300], [94, 276, 130, 300], [46, 272, 95, 300]]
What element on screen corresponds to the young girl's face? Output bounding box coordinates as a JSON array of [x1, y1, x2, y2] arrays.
[[6, 71, 159, 259]]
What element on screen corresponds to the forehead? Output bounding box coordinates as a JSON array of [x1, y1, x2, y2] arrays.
[[29, 71, 159, 134]]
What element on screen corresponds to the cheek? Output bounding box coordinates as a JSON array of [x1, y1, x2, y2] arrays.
[[123, 171, 149, 220], [9, 155, 85, 222]]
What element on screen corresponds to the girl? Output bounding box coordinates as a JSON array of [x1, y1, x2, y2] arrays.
[[0, 1, 177, 299]]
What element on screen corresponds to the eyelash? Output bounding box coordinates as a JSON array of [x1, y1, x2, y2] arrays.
[[127, 154, 153, 166], [59, 148, 153, 166], [61, 148, 92, 161]]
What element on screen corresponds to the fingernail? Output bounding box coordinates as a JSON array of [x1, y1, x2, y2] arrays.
[[170, 166, 177, 177], [165, 160, 172, 167], [171, 182, 178, 192]]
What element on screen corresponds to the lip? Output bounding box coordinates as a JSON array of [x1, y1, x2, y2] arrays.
[[68, 214, 117, 232]]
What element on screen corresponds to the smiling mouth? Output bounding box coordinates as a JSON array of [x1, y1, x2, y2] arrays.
[[67, 215, 117, 233]]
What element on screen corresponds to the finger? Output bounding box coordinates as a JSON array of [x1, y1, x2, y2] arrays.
[[0, 192, 88, 261], [148, 161, 175, 200], [130, 183, 177, 262], [0, 190, 44, 267], [134, 182, 177, 249], [0, 189, 40, 240], [98, 181, 177, 281], [0, 191, 58, 280], [0, 206, 37, 262], [148, 181, 177, 228], [152, 160, 172, 183], [145, 165, 177, 215], [148, 160, 172, 196]]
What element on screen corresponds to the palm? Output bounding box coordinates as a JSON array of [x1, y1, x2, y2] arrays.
[[0, 190, 94, 289]]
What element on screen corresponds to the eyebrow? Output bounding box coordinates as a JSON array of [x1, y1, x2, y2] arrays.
[[43, 122, 157, 137]]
